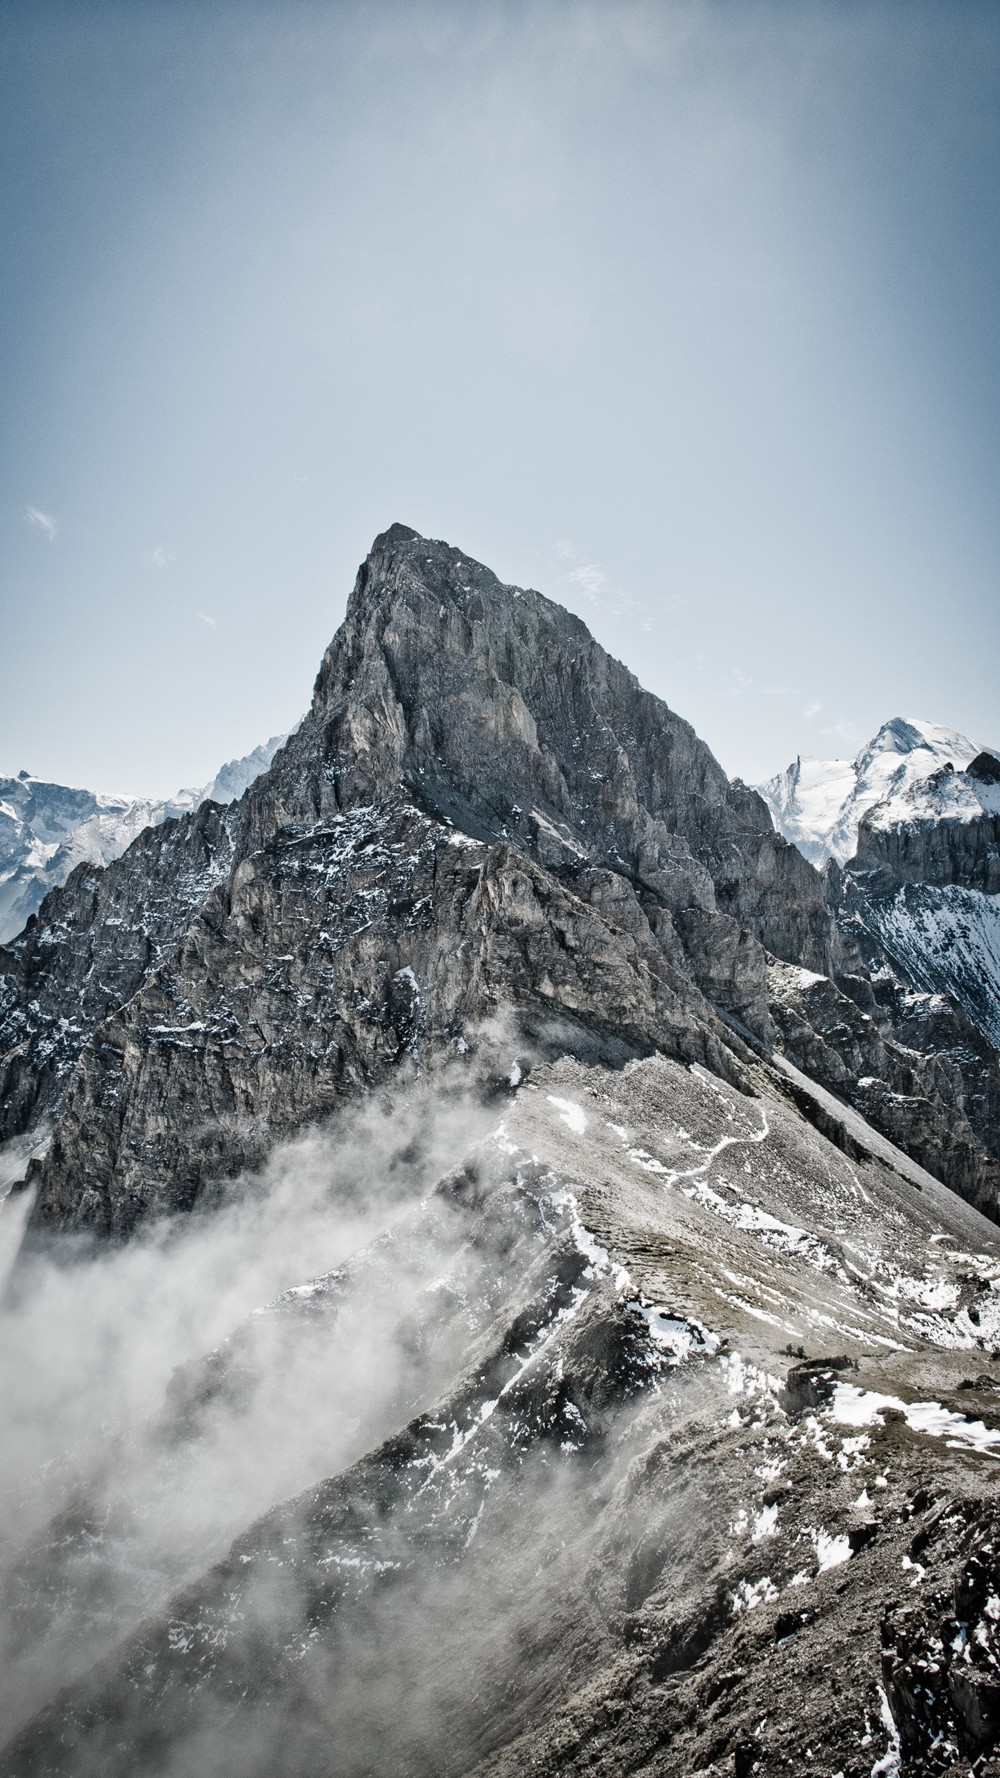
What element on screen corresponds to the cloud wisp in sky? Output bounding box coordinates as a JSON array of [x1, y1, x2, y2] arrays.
[[24, 507, 57, 543]]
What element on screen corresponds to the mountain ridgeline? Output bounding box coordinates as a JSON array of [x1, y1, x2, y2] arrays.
[[3, 528, 1000, 1778], [2, 523, 999, 1242]]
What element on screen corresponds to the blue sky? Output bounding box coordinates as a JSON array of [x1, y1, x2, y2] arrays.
[[2, 0, 998, 796]]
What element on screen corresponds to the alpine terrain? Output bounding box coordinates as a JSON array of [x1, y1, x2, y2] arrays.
[[761, 720, 1000, 1053], [1, 525, 999, 1778], [0, 735, 290, 945]]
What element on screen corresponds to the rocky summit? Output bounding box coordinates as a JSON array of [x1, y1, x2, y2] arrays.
[[1, 525, 1000, 1778]]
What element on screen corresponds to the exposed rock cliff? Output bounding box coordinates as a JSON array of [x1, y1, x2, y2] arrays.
[[2, 525, 998, 1241], [0, 802, 237, 1145], [852, 755, 1000, 895]]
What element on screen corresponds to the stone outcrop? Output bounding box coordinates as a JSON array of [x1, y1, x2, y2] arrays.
[[854, 798, 1000, 896], [0, 802, 236, 1144], [848, 749, 1000, 897]]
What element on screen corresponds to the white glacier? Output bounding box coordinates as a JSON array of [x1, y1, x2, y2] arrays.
[[757, 716, 998, 866]]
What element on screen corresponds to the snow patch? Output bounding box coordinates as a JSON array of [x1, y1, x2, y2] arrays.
[[547, 1096, 587, 1134]]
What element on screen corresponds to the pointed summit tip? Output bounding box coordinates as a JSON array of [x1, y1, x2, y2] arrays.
[[370, 522, 421, 554]]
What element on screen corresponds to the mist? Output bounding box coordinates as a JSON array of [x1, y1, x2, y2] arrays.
[[0, 1058, 728, 1773], [0, 1082, 503, 1739]]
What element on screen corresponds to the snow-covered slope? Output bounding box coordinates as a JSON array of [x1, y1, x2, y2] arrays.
[[853, 881, 1000, 1050], [757, 716, 996, 865], [0, 733, 290, 945], [862, 754, 1000, 837]]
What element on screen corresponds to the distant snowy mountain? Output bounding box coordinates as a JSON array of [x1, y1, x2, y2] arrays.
[[0, 732, 290, 944], [854, 881, 1000, 1049], [757, 716, 996, 865], [758, 716, 1000, 1053]]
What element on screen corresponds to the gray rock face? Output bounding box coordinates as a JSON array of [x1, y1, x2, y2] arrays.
[[0, 738, 288, 946], [854, 799, 1000, 896], [0, 803, 236, 1146], [3, 525, 998, 1239]]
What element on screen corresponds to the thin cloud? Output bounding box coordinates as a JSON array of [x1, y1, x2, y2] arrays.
[[805, 700, 823, 717], [143, 546, 173, 568], [197, 612, 217, 629], [25, 507, 57, 542], [555, 543, 635, 620], [819, 717, 860, 744], [567, 563, 606, 603]]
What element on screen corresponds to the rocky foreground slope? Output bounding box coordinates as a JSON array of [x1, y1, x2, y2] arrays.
[[1, 526, 1000, 1776]]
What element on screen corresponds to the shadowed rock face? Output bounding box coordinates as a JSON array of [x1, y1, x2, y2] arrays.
[[2, 525, 998, 1238]]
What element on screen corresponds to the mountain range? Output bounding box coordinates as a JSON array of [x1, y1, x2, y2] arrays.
[[756, 716, 997, 869], [0, 735, 290, 945], [0, 524, 999, 1778]]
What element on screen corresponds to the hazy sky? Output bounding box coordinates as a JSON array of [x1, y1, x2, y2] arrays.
[[2, 0, 998, 797]]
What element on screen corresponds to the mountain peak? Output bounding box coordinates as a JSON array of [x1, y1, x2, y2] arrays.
[[758, 714, 993, 866], [369, 520, 422, 553]]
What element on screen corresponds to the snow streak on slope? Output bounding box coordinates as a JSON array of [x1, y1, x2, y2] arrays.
[[855, 881, 1000, 1049], [0, 733, 291, 944], [757, 717, 995, 865]]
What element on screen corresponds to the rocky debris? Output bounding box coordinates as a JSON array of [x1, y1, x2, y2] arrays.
[[880, 1499, 1000, 1770], [779, 1355, 857, 1416], [4, 1056, 1000, 1775]]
